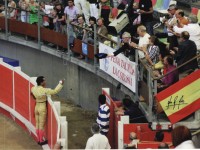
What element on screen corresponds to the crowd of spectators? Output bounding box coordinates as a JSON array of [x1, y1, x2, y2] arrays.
[[0, 0, 199, 84], [0, 1, 199, 149]]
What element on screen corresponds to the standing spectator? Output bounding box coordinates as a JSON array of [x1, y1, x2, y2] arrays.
[[130, 25, 150, 59], [96, 94, 110, 136], [117, 0, 131, 10], [64, 0, 79, 23], [50, 0, 61, 6], [97, 18, 108, 43], [85, 123, 111, 149], [100, 0, 111, 27], [175, 9, 189, 26], [110, 32, 135, 60], [173, 14, 200, 50], [51, 9, 58, 30], [156, 4, 178, 49], [18, 0, 29, 22], [72, 14, 88, 59], [28, 0, 39, 24], [54, 3, 66, 33], [31, 76, 64, 145], [128, 2, 141, 37], [88, 0, 99, 19], [139, 0, 154, 35], [172, 125, 195, 149], [170, 31, 198, 74], [164, 4, 178, 50], [8, 0, 16, 19], [64, 0, 79, 48], [0, 0, 16, 18], [74, 0, 90, 24]]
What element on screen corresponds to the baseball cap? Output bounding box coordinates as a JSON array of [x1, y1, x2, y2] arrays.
[[167, 4, 177, 11]]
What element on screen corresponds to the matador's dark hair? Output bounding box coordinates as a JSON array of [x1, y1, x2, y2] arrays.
[[36, 76, 45, 86]]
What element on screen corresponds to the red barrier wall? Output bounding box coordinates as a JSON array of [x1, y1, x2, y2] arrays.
[[0, 61, 61, 149], [0, 64, 13, 108], [14, 72, 29, 120], [30, 83, 36, 126]]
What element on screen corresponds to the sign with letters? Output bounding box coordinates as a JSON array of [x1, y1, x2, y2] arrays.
[[99, 43, 137, 93]]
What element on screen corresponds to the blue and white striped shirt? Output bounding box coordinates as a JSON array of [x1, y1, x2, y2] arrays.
[[96, 104, 110, 135]]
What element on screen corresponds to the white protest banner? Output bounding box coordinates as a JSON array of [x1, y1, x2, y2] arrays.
[[99, 43, 137, 93]]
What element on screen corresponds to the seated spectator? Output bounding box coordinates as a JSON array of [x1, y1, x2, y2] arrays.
[[115, 97, 147, 123], [170, 31, 198, 74], [124, 132, 139, 149], [97, 18, 108, 43], [158, 142, 169, 149], [154, 54, 164, 70], [172, 125, 195, 149], [172, 14, 200, 50], [154, 131, 164, 142], [154, 55, 179, 92]]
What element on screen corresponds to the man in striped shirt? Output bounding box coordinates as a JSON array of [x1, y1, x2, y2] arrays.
[[96, 94, 110, 136]]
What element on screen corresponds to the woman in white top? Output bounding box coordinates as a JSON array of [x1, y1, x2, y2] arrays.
[[172, 125, 196, 149]]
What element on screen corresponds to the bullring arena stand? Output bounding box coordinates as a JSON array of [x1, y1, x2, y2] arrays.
[[0, 0, 200, 149]]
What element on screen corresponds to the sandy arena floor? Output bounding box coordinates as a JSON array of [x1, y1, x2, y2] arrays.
[[0, 96, 97, 149]]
